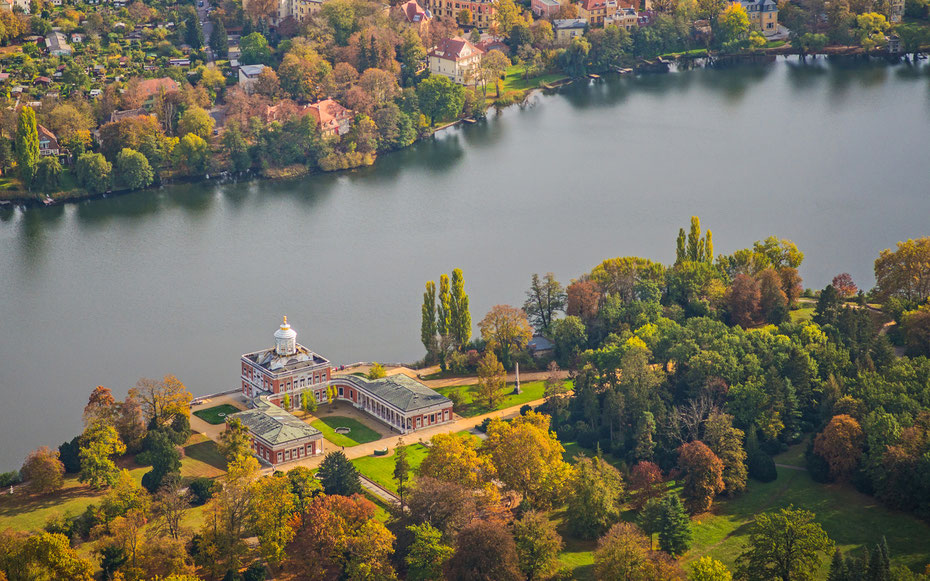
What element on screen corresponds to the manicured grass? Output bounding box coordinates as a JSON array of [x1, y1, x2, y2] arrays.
[[552, 508, 598, 580], [499, 65, 569, 93], [0, 462, 147, 533], [311, 416, 382, 447], [192, 404, 241, 425], [351, 443, 430, 494], [436, 380, 571, 418], [561, 441, 625, 470], [181, 433, 227, 478], [687, 466, 930, 575]]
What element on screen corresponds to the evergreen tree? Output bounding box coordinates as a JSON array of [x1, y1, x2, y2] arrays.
[[15, 106, 39, 189], [185, 10, 204, 48], [657, 493, 692, 556], [421, 280, 437, 359], [828, 549, 847, 581], [318, 451, 361, 496], [814, 284, 843, 327], [209, 17, 228, 57], [393, 440, 410, 508]]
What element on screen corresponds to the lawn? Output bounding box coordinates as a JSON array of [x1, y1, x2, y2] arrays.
[[790, 305, 816, 323], [181, 433, 228, 478], [687, 466, 930, 575], [192, 404, 241, 425], [351, 443, 430, 494], [310, 416, 382, 447], [499, 65, 569, 93], [436, 380, 571, 418]]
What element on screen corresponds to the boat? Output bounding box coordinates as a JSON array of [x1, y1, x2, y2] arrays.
[[588, 73, 601, 80]]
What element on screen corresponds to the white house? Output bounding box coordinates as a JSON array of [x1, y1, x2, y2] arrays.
[[427, 37, 483, 85], [238, 64, 266, 93]]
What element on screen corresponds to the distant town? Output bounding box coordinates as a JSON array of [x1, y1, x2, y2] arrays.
[[0, 0, 925, 204]]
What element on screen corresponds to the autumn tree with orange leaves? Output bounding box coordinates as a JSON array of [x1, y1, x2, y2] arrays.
[[677, 441, 725, 514], [814, 414, 864, 481]]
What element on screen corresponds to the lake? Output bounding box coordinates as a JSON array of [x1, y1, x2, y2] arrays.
[[1, 56, 929, 470]]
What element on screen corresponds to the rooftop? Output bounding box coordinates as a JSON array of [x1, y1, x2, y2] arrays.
[[243, 342, 330, 374], [554, 18, 588, 29], [230, 400, 321, 446], [337, 374, 451, 413], [239, 64, 266, 78], [428, 36, 483, 61]]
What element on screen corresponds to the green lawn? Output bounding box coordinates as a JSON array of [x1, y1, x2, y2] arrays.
[[436, 379, 571, 418], [687, 466, 930, 575], [192, 404, 241, 425], [499, 65, 569, 93], [790, 305, 816, 323], [311, 416, 382, 447], [351, 443, 430, 494], [181, 433, 228, 478]]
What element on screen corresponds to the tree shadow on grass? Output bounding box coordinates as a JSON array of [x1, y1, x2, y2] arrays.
[[0, 484, 98, 519], [184, 440, 228, 472]]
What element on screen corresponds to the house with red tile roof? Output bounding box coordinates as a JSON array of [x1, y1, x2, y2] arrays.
[[578, 0, 619, 26], [135, 77, 180, 109], [307, 99, 353, 137], [428, 36, 484, 85], [37, 125, 60, 157], [398, 0, 431, 28]]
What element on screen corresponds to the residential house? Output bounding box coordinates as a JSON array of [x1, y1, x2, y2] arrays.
[[37, 125, 60, 157], [0, 0, 31, 12], [238, 64, 266, 93], [307, 99, 353, 137], [553, 18, 588, 42], [738, 0, 777, 34], [109, 108, 149, 123], [426, 0, 496, 29], [244, 0, 321, 24], [578, 0, 619, 27], [531, 0, 562, 18], [886, 33, 902, 53], [397, 0, 431, 31], [135, 77, 180, 109], [605, 5, 638, 30], [45, 32, 72, 56], [427, 36, 483, 85], [475, 37, 508, 54], [70, 32, 84, 43]]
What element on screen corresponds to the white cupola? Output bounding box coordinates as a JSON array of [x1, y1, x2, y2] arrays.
[[274, 316, 298, 356]]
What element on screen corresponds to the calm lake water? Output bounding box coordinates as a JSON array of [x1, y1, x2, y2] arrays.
[[1, 56, 929, 469]]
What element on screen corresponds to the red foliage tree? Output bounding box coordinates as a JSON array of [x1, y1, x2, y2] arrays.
[[831, 273, 858, 299], [726, 274, 761, 327], [677, 441, 725, 514], [628, 461, 665, 510], [446, 518, 522, 581], [566, 280, 601, 324]]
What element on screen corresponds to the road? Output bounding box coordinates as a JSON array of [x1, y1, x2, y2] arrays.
[[197, 0, 214, 64]]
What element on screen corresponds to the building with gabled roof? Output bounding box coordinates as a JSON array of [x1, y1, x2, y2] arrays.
[[306, 99, 353, 137], [45, 32, 72, 56], [229, 399, 323, 466], [428, 36, 484, 85], [37, 125, 60, 157]]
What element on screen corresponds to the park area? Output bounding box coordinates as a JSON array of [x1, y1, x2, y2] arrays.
[[0, 434, 226, 534], [435, 379, 571, 418], [548, 442, 930, 580], [310, 416, 382, 447]]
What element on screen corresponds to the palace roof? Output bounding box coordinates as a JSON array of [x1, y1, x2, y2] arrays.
[[230, 400, 321, 445], [243, 343, 330, 374], [337, 374, 451, 413]]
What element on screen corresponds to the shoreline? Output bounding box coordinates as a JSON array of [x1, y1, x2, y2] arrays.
[[2, 49, 925, 211]]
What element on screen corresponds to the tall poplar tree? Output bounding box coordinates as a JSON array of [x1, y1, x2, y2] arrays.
[[421, 280, 437, 359], [676, 228, 687, 263], [437, 274, 451, 370], [687, 216, 704, 261], [450, 268, 471, 349], [705, 229, 714, 263], [15, 106, 39, 190]]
